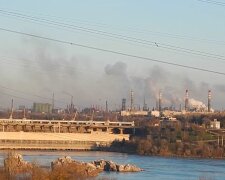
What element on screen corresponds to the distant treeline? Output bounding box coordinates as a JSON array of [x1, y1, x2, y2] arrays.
[[109, 119, 225, 159], [175, 112, 225, 128]]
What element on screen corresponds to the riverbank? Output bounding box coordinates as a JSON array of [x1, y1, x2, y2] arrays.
[[102, 138, 225, 160]]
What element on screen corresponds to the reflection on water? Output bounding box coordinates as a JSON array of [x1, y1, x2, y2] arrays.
[[0, 150, 225, 180]]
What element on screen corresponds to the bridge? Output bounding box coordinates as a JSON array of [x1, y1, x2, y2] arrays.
[[0, 118, 136, 134], [0, 118, 135, 150]]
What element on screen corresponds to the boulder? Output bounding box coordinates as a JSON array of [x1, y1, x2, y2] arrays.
[[92, 159, 106, 169], [51, 156, 102, 177], [104, 161, 117, 171], [122, 164, 142, 172], [4, 152, 32, 175], [91, 159, 142, 172], [52, 157, 142, 175], [116, 164, 125, 172]]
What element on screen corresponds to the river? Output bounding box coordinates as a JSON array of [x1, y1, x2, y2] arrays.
[[0, 150, 224, 180]]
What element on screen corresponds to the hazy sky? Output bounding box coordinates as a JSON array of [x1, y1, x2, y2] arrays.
[[0, 0, 225, 110]]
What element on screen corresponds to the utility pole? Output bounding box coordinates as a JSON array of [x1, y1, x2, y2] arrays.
[[23, 107, 26, 120], [10, 99, 14, 119], [52, 92, 55, 113]]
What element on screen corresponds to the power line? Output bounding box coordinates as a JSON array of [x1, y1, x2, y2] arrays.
[[0, 91, 34, 103], [0, 27, 225, 76], [2, 8, 225, 46], [0, 9, 225, 62], [0, 91, 63, 109], [197, 0, 225, 6], [0, 84, 67, 105]]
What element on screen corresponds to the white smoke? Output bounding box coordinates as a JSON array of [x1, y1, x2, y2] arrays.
[[189, 98, 207, 112]]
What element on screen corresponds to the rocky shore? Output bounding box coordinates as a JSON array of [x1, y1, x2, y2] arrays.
[[1, 152, 142, 179], [52, 156, 143, 174]]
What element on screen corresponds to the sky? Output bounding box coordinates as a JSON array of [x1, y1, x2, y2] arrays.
[[0, 0, 225, 110]]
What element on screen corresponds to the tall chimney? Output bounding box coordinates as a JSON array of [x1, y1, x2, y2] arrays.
[[185, 89, 189, 111], [130, 90, 134, 111], [122, 98, 126, 111], [10, 99, 14, 119], [106, 101, 108, 112], [159, 91, 162, 112], [143, 97, 148, 111], [52, 92, 54, 113], [208, 90, 212, 112]]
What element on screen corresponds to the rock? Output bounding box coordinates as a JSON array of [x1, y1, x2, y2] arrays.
[[104, 161, 117, 171], [51, 156, 75, 169], [122, 164, 142, 172], [92, 159, 142, 172], [52, 157, 142, 175], [4, 152, 32, 175], [86, 162, 97, 170], [51, 156, 102, 177], [92, 159, 106, 169], [116, 164, 125, 172]]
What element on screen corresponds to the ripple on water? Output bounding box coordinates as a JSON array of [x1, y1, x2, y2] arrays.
[[0, 151, 224, 180]]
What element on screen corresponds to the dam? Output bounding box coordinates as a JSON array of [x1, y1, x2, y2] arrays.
[[0, 118, 135, 150]]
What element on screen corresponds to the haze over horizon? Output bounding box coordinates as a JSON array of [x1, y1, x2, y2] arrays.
[[0, 0, 225, 110]]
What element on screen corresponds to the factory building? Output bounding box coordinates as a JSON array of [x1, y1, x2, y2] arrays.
[[120, 90, 149, 117], [32, 103, 52, 113], [121, 110, 149, 116], [210, 119, 220, 129]]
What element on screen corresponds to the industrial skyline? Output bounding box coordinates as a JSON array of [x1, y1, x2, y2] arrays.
[[0, 88, 217, 114]]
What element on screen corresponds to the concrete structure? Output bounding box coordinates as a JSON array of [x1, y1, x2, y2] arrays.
[[160, 117, 180, 128], [0, 132, 129, 150], [162, 110, 182, 117], [122, 98, 126, 111], [0, 119, 135, 135], [121, 110, 148, 116], [0, 118, 134, 150], [33, 103, 52, 113], [151, 110, 160, 117], [210, 119, 220, 129]]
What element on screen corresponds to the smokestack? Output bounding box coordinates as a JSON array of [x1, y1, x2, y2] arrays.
[[52, 92, 54, 113], [10, 99, 14, 119], [156, 100, 159, 111], [106, 101, 108, 112], [208, 90, 212, 112], [143, 97, 148, 111], [130, 90, 134, 111], [185, 89, 189, 111], [159, 91, 162, 112], [122, 98, 126, 111]]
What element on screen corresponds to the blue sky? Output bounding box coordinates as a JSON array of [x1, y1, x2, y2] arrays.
[[0, 0, 225, 110]]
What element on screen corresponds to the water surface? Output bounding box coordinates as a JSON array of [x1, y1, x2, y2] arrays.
[[0, 150, 224, 180]]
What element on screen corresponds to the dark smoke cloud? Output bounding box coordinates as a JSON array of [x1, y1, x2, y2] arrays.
[[1, 38, 224, 110]]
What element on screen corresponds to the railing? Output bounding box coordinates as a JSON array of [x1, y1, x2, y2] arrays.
[[0, 119, 135, 127]]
